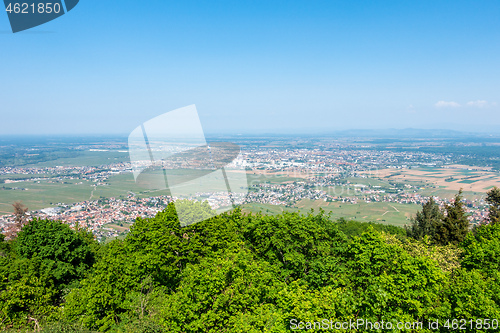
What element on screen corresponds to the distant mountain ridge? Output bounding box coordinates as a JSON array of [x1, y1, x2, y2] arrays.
[[209, 128, 499, 140], [328, 128, 475, 139]]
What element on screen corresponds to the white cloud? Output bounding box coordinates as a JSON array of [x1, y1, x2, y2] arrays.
[[435, 101, 461, 108], [466, 100, 495, 108]]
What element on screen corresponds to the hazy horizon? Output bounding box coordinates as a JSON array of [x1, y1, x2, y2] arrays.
[[1, 1, 500, 135], [1, 127, 499, 141]]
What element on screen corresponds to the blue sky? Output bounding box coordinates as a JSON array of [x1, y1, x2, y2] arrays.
[[1, 0, 499, 135]]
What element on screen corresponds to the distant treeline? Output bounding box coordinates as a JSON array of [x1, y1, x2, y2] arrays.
[[0, 136, 127, 167], [0, 147, 81, 167]]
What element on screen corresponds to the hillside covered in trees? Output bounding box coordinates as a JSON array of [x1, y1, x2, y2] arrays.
[[1, 189, 500, 332]]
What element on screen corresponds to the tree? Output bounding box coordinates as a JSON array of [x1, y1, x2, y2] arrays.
[[462, 222, 500, 273], [0, 233, 13, 258], [486, 186, 500, 225], [406, 197, 443, 241], [7, 201, 500, 331], [0, 218, 96, 330], [241, 209, 347, 286], [13, 201, 28, 224], [0, 258, 58, 330], [16, 218, 97, 288], [64, 202, 242, 331], [445, 268, 500, 321], [174, 199, 216, 227], [344, 230, 447, 323], [63, 239, 138, 331], [156, 249, 283, 333], [4, 201, 28, 240], [434, 190, 469, 245]]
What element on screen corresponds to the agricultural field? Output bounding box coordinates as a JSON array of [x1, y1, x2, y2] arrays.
[[346, 177, 392, 187], [418, 187, 486, 201], [0, 169, 253, 215], [22, 150, 130, 168], [104, 222, 133, 232], [0, 179, 97, 214], [241, 169, 311, 183], [242, 199, 420, 227], [370, 165, 500, 194], [0, 174, 53, 181], [241, 202, 297, 216]]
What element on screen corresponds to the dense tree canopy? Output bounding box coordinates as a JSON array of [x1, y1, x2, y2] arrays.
[[408, 190, 471, 246], [486, 186, 500, 225], [406, 197, 442, 241], [16, 218, 96, 287], [0, 218, 98, 331], [435, 190, 469, 246], [1, 197, 500, 332]]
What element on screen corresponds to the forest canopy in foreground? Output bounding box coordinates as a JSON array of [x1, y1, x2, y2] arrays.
[[1, 196, 500, 332]]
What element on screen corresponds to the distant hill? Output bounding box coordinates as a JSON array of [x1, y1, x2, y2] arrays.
[[327, 128, 487, 139]]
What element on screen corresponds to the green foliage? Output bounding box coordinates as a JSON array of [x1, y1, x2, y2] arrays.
[[445, 268, 500, 324], [344, 230, 447, 321], [395, 235, 462, 273], [0, 219, 99, 330], [63, 239, 136, 330], [435, 190, 469, 246], [16, 218, 97, 287], [3, 200, 500, 332], [240, 209, 346, 286], [486, 186, 500, 224], [64, 202, 244, 331], [461, 222, 500, 273], [408, 191, 471, 247], [337, 218, 406, 238], [407, 197, 443, 241], [0, 232, 14, 258], [275, 281, 355, 332], [174, 199, 216, 227], [156, 249, 283, 333], [0, 260, 57, 330]]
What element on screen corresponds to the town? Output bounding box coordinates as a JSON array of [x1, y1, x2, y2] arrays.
[[0, 137, 497, 241]]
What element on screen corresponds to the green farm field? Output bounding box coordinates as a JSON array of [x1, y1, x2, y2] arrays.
[[346, 177, 392, 187], [418, 188, 486, 200], [0, 179, 96, 214], [0, 169, 252, 215], [241, 199, 420, 226], [241, 202, 297, 216], [22, 150, 130, 168], [0, 174, 53, 181], [0, 175, 146, 215], [246, 173, 305, 186]]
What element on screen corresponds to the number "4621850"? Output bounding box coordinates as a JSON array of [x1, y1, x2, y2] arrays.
[[6, 3, 62, 14]]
